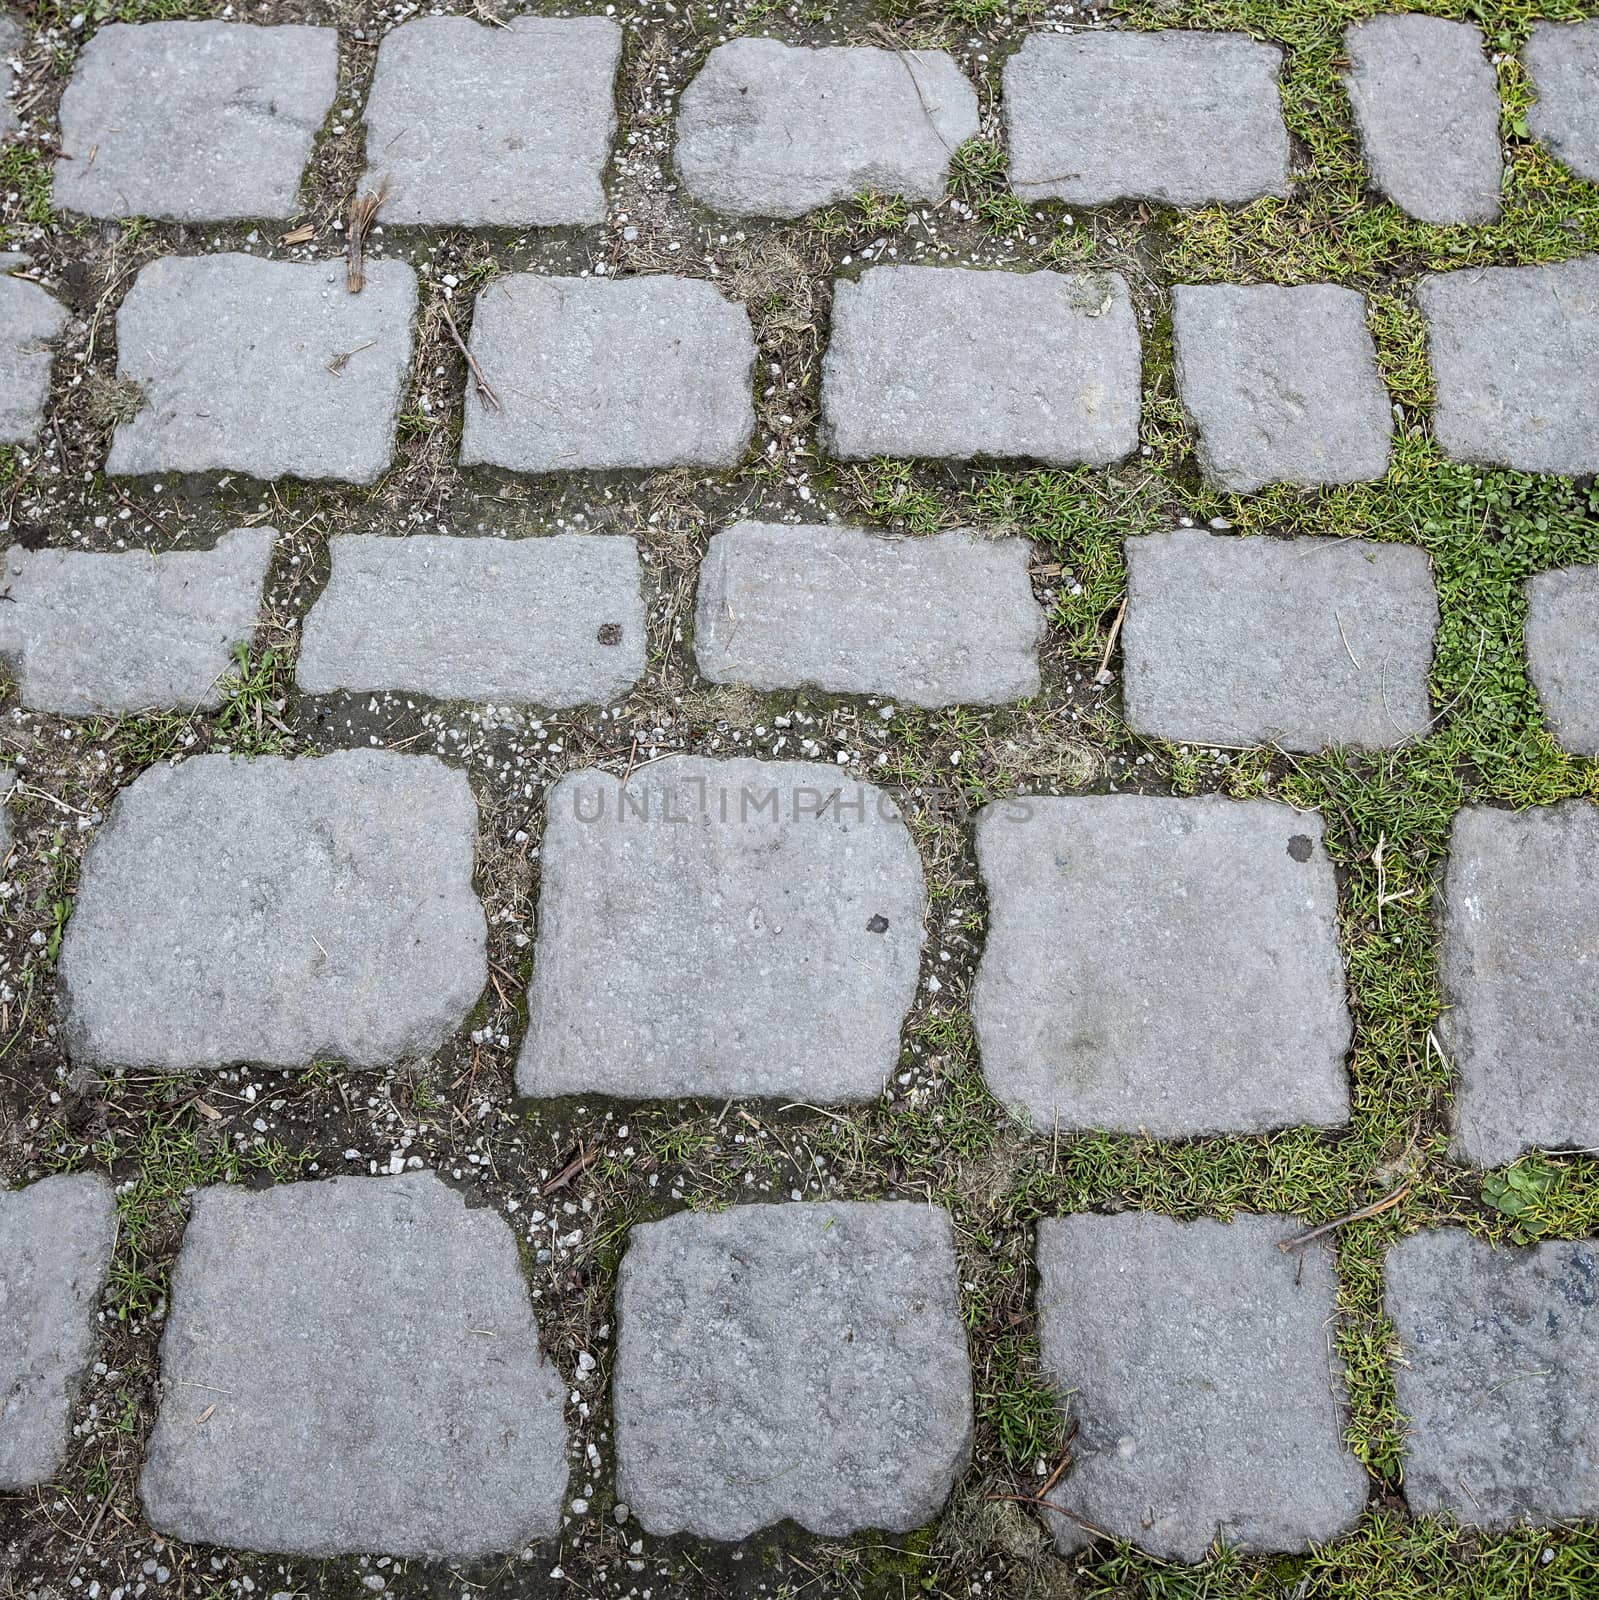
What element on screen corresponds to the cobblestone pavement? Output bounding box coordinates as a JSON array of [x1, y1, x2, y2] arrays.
[[3, 4, 1599, 1600]]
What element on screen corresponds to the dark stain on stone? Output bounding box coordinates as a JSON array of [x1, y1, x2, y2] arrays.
[[867, 913, 889, 933], [597, 622, 623, 645], [1287, 834, 1314, 862]]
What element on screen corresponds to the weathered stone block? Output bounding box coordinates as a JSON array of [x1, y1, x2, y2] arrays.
[[1, 14, 22, 140], [1526, 563, 1599, 755], [0, 275, 66, 446], [1524, 22, 1599, 184]]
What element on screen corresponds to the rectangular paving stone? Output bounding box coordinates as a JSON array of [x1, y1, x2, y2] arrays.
[[141, 1172, 568, 1557], [296, 532, 645, 708], [1525, 563, 1599, 755], [362, 16, 621, 226], [676, 40, 978, 218], [1419, 257, 1599, 475], [1438, 802, 1599, 1167], [107, 255, 417, 484], [59, 751, 485, 1072], [1343, 17, 1503, 224], [821, 266, 1140, 465], [54, 22, 336, 221], [0, 527, 273, 715], [973, 795, 1350, 1136], [518, 756, 924, 1101], [1386, 1229, 1599, 1527], [615, 1201, 971, 1539], [1004, 31, 1290, 206], [0, 766, 13, 856], [1172, 283, 1393, 492], [460, 274, 755, 473], [1122, 529, 1437, 751], [1036, 1212, 1367, 1561], [1, 14, 21, 140], [0, 275, 66, 446], [694, 521, 1044, 708], [0, 1175, 116, 1492], [1524, 22, 1599, 184]]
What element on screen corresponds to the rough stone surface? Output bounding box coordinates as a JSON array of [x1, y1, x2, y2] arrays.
[[461, 275, 755, 472], [822, 266, 1140, 465], [676, 39, 978, 218], [694, 522, 1044, 708], [107, 254, 416, 484], [53, 23, 336, 221], [1, 14, 21, 140], [0, 1175, 116, 1492], [1438, 802, 1599, 1167], [1172, 283, 1393, 492], [0, 528, 273, 714], [1526, 564, 1599, 755], [59, 751, 486, 1072], [973, 795, 1350, 1135], [0, 275, 66, 447], [1122, 530, 1438, 750], [141, 1172, 568, 1557], [1343, 16, 1503, 224], [362, 17, 620, 226], [1036, 1213, 1367, 1561], [0, 766, 12, 856], [297, 533, 645, 707], [1419, 257, 1599, 475], [1524, 22, 1599, 184], [518, 756, 924, 1101], [615, 1201, 972, 1539], [1386, 1229, 1599, 1527], [1004, 31, 1290, 206]]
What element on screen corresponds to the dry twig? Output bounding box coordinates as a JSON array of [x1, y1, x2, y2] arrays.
[[439, 296, 502, 412], [1276, 1178, 1413, 1252], [346, 176, 392, 294]]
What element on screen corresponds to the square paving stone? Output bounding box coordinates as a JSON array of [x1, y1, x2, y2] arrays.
[[1418, 256, 1599, 475], [1524, 22, 1599, 184], [1, 1175, 116, 1492], [518, 756, 924, 1101], [614, 1201, 972, 1538], [1438, 802, 1599, 1167], [1343, 16, 1503, 224], [0, 527, 272, 714], [140, 1172, 568, 1557], [53, 22, 336, 221], [1526, 564, 1599, 755], [676, 39, 978, 218], [973, 795, 1350, 1136], [362, 16, 620, 226], [460, 274, 755, 472], [821, 266, 1140, 465], [694, 522, 1044, 708], [59, 751, 486, 1072], [1172, 283, 1393, 492], [297, 532, 645, 708], [1004, 31, 1290, 206], [1121, 529, 1437, 751], [1036, 1212, 1367, 1561], [1386, 1229, 1599, 1527], [0, 275, 66, 446]]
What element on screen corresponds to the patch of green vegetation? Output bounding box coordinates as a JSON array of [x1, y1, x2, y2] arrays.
[[215, 641, 295, 756], [0, 145, 53, 242], [950, 137, 1032, 234]]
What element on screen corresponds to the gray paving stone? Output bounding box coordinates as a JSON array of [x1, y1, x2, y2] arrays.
[[973, 795, 1350, 1135], [1526, 563, 1599, 755], [694, 521, 1044, 708], [676, 39, 978, 218], [460, 274, 755, 473], [53, 22, 336, 222], [1, 14, 21, 140], [821, 266, 1140, 465], [362, 16, 620, 226], [1121, 529, 1437, 751], [1004, 31, 1290, 206], [1036, 1212, 1367, 1561], [1343, 16, 1503, 224], [1172, 283, 1393, 493], [107, 254, 417, 484], [0, 766, 13, 857], [518, 756, 924, 1101], [0, 275, 66, 447], [614, 1201, 971, 1538], [0, 1175, 116, 1492], [141, 1172, 568, 1557], [59, 751, 485, 1072], [1524, 22, 1599, 184], [1418, 256, 1599, 475], [1386, 1229, 1599, 1527], [1438, 802, 1599, 1167], [0, 527, 273, 715], [297, 532, 645, 708]]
